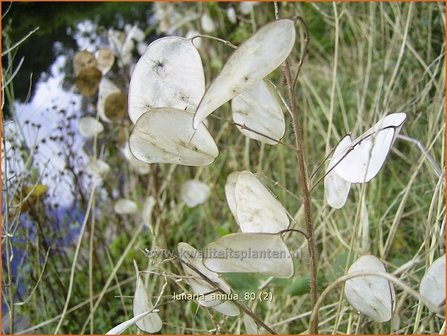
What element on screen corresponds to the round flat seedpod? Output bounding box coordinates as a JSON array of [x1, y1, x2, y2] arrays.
[[232, 80, 285, 144], [105, 92, 128, 122], [128, 37, 205, 123], [129, 107, 218, 166], [419, 254, 445, 312], [97, 78, 121, 123], [133, 274, 162, 333], [201, 14, 215, 33], [193, 19, 295, 129], [344, 255, 395, 322], [333, 113, 407, 183], [96, 48, 115, 75], [114, 199, 138, 215], [76, 67, 102, 97], [203, 232, 294, 278], [227, 7, 237, 24], [224, 171, 241, 223], [177, 242, 238, 314], [324, 135, 352, 209], [78, 117, 104, 138], [243, 314, 260, 334], [212, 301, 240, 317], [123, 142, 150, 175], [239, 2, 256, 15], [73, 51, 97, 76], [86, 159, 110, 178], [234, 171, 289, 233], [180, 179, 211, 208]]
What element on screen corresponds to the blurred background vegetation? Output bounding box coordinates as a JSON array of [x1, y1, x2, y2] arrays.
[[1, 2, 445, 334]]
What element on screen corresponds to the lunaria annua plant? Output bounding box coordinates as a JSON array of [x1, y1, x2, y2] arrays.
[[104, 15, 444, 335]]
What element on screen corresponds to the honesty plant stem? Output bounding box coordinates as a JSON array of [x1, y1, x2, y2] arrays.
[[283, 57, 318, 333], [178, 258, 278, 334]]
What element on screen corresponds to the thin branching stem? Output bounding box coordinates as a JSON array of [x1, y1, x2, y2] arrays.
[[292, 17, 310, 89], [176, 257, 278, 334], [209, 114, 297, 151], [280, 228, 309, 241], [190, 34, 238, 49], [281, 17, 318, 333]]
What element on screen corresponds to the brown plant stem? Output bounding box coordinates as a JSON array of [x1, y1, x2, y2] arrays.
[[177, 257, 278, 334], [282, 40, 318, 333]]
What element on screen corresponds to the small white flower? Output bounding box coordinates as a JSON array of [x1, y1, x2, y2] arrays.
[[420, 254, 445, 312]]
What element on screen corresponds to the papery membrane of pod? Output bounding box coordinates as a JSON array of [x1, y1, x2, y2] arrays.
[[129, 108, 218, 166], [344, 255, 395, 322], [203, 233, 294, 278], [243, 314, 260, 334], [123, 141, 150, 175], [96, 48, 115, 75], [333, 113, 407, 183], [201, 14, 215, 33], [114, 199, 138, 215], [227, 7, 237, 24], [224, 171, 241, 223], [193, 19, 295, 129], [73, 50, 97, 76], [133, 264, 163, 333], [128, 37, 205, 123], [235, 171, 289, 233], [106, 310, 156, 335], [239, 2, 257, 15], [180, 179, 211, 207], [232, 80, 284, 144], [105, 93, 128, 122], [86, 159, 110, 178], [76, 67, 102, 97], [177, 242, 238, 312], [78, 117, 104, 137], [324, 135, 352, 209], [419, 254, 445, 310], [212, 301, 240, 317], [97, 78, 121, 123], [142, 196, 155, 227]]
